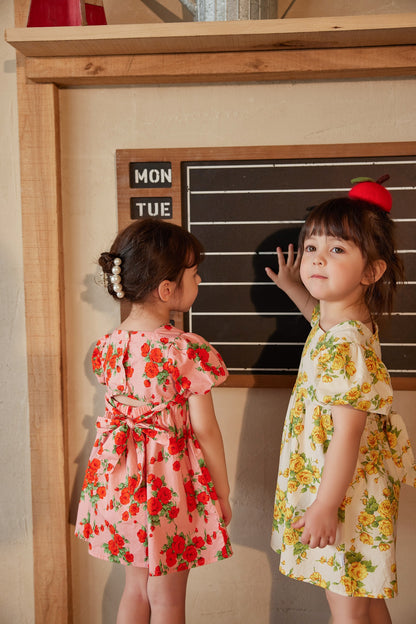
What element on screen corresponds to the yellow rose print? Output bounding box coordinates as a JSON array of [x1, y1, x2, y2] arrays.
[[349, 562, 368, 581]]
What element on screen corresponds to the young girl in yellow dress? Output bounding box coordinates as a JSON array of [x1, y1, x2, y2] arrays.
[[266, 178, 416, 624]]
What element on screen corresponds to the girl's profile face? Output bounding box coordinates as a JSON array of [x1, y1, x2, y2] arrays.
[[300, 234, 368, 306], [170, 265, 201, 312]]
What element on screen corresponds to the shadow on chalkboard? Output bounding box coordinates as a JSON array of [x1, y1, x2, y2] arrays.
[[251, 226, 305, 373]]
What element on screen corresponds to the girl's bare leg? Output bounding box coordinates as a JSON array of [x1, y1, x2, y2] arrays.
[[369, 598, 392, 624], [326, 590, 392, 624], [147, 568, 190, 624], [116, 566, 150, 624]]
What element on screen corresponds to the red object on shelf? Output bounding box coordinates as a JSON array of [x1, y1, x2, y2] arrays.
[[27, 0, 107, 27]]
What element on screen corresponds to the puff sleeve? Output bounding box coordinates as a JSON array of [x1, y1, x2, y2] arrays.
[[313, 328, 393, 416], [91, 331, 129, 393], [168, 332, 228, 396]]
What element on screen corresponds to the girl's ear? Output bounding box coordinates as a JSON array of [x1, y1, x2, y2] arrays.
[[362, 259, 387, 285], [158, 280, 175, 302]]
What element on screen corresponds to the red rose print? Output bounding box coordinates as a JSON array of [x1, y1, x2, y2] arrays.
[[187, 497, 197, 512], [137, 529, 147, 543], [196, 348, 209, 363], [151, 477, 163, 491], [158, 487, 172, 504], [125, 552, 134, 563], [114, 534, 125, 548], [141, 343, 150, 357], [192, 536, 205, 549], [197, 492, 209, 504], [168, 437, 179, 454], [122, 511, 129, 521], [160, 337, 168, 344], [128, 477, 138, 493], [173, 461, 181, 471], [172, 535, 186, 554], [145, 362, 159, 378], [198, 557, 205, 566], [114, 431, 128, 454], [147, 497, 162, 515], [187, 348, 196, 359], [181, 377, 191, 389], [154, 566, 162, 576], [108, 539, 119, 555], [92, 348, 101, 372], [183, 545, 198, 562], [149, 348, 163, 363], [169, 506, 179, 519], [144, 379, 151, 387], [90, 458, 101, 471], [129, 503, 139, 516], [83, 523, 93, 539], [125, 366, 134, 378], [97, 486, 106, 499], [119, 488, 130, 505], [184, 481, 195, 496], [178, 563, 188, 572], [134, 487, 147, 503], [166, 548, 177, 567]]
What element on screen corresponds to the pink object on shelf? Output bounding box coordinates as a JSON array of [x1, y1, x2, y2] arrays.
[[27, 0, 107, 27]]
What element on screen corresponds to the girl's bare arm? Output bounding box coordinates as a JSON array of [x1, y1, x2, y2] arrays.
[[292, 405, 367, 548], [188, 392, 232, 526]]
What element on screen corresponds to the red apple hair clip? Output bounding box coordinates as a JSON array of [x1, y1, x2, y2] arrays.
[[348, 174, 392, 213]]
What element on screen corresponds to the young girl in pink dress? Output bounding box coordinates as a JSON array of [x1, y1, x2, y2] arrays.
[[266, 178, 416, 624], [75, 218, 232, 624]]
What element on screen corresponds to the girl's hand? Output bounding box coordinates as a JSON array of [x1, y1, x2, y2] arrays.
[[292, 500, 338, 549], [265, 244, 316, 322], [265, 244, 301, 293], [218, 495, 232, 527]]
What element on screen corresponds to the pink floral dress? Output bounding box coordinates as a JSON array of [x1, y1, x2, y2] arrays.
[[75, 325, 232, 576]]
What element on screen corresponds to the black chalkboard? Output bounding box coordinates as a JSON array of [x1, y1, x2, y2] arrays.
[[116, 145, 416, 387], [181, 155, 416, 380]]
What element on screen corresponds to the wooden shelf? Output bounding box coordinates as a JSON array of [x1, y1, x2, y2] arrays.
[[6, 13, 416, 58]]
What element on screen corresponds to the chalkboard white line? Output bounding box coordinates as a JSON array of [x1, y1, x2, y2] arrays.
[[191, 220, 304, 225], [189, 186, 415, 196], [187, 161, 416, 170]]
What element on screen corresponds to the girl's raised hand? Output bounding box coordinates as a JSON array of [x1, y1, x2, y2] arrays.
[[265, 244, 315, 322], [265, 244, 301, 293]]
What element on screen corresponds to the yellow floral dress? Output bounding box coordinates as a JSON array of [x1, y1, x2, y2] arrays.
[[271, 306, 416, 598]]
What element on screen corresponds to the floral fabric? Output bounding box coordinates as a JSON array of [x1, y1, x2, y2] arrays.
[[271, 306, 416, 598], [75, 325, 232, 575]]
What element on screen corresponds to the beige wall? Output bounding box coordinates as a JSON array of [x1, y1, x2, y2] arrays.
[[2, 0, 416, 623], [61, 81, 416, 624]]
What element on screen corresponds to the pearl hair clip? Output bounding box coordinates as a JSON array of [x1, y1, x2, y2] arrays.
[[110, 257, 125, 299]]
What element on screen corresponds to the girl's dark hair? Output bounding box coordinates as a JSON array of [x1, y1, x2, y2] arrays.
[[99, 218, 204, 302], [298, 197, 404, 318]]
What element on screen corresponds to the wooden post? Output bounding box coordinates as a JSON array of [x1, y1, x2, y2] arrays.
[[14, 0, 72, 622]]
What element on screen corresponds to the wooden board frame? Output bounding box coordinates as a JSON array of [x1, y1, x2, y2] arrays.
[[8, 2, 416, 622]]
